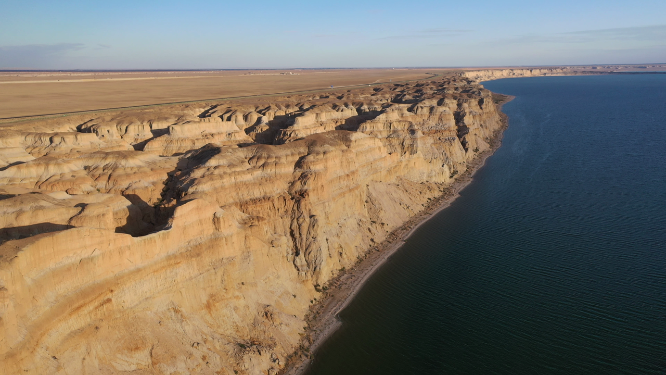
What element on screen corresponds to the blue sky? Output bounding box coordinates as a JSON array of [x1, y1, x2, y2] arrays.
[[1, 0, 665, 69]]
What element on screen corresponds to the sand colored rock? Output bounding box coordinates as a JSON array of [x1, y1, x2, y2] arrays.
[[0, 76, 507, 374], [143, 120, 253, 156], [0, 192, 147, 242], [460, 67, 572, 81]]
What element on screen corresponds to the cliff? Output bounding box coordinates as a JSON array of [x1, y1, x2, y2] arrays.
[[460, 67, 574, 81], [0, 76, 506, 374]]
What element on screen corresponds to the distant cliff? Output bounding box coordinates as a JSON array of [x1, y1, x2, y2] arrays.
[[0, 76, 506, 374], [460, 67, 574, 81]]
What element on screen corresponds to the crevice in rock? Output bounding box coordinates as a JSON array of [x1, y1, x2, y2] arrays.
[[454, 100, 470, 151]]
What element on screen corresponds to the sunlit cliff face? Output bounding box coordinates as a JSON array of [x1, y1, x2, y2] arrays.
[[0, 73, 514, 374]]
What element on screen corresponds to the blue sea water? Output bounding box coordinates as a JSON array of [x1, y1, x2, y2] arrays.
[[304, 75, 666, 375]]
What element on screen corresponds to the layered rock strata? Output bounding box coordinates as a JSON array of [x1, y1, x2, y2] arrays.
[[0, 76, 505, 374]]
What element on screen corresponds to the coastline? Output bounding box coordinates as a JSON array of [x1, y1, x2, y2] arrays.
[[281, 93, 515, 375]]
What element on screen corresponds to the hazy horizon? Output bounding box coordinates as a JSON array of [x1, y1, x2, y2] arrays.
[[2, 0, 665, 70], [2, 63, 666, 72]]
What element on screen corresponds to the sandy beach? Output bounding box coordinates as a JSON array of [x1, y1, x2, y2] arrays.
[[280, 93, 515, 375]]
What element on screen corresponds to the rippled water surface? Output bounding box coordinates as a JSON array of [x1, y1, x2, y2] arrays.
[[305, 75, 666, 375]]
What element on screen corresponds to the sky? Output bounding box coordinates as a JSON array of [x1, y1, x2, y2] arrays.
[[1, 0, 665, 69]]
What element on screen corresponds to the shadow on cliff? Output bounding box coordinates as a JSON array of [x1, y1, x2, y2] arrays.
[[126, 144, 224, 232], [178, 144, 222, 169], [245, 113, 297, 145], [131, 128, 170, 151], [0, 223, 73, 246], [335, 111, 383, 132]]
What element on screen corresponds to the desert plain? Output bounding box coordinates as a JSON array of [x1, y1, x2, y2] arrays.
[[0, 69, 444, 120]]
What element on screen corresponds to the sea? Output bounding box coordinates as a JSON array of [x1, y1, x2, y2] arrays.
[[304, 74, 666, 375]]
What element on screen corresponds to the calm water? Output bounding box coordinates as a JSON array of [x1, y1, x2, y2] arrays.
[[305, 75, 666, 375]]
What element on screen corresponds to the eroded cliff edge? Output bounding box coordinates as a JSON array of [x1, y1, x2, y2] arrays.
[[1, 76, 507, 374]]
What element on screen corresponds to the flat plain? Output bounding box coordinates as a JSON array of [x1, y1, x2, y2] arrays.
[[0, 69, 443, 119]]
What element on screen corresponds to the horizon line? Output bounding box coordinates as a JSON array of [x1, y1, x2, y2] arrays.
[[2, 63, 665, 73]]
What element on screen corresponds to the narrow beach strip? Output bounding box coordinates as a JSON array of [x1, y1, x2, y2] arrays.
[[281, 93, 515, 375]]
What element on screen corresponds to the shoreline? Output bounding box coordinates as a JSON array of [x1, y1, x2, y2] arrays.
[[281, 93, 515, 375]]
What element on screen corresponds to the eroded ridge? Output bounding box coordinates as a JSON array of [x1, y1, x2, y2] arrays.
[[0, 76, 505, 374]]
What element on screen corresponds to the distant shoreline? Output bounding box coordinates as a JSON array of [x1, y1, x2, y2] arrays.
[[280, 93, 515, 375]]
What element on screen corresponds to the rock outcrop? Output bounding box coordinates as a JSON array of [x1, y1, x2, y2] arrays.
[[0, 76, 506, 374]]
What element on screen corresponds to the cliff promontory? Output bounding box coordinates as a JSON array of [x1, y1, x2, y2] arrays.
[[0, 76, 506, 374]]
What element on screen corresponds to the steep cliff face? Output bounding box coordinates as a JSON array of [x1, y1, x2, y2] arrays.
[[461, 67, 573, 81], [0, 76, 506, 374]]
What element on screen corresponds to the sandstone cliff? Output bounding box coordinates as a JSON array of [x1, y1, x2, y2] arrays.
[[0, 76, 505, 374], [460, 67, 573, 81]]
